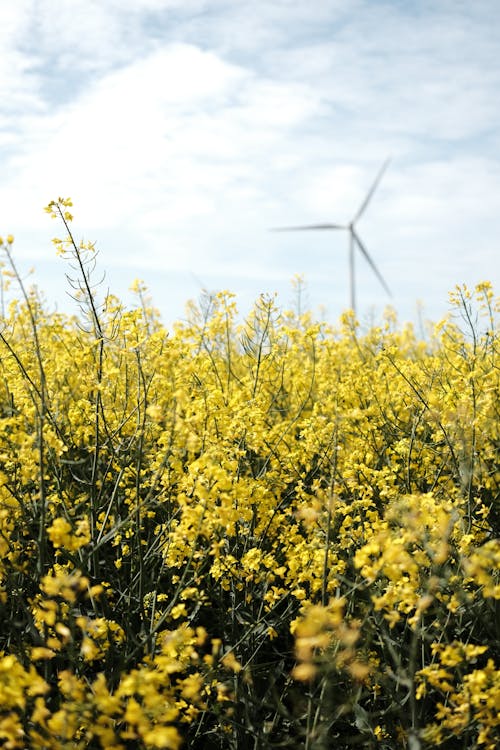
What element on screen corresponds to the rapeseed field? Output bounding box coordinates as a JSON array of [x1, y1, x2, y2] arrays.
[[0, 200, 498, 749]]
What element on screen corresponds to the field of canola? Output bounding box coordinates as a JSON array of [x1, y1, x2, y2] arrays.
[[0, 200, 498, 749]]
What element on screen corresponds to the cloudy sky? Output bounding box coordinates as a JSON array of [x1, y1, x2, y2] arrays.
[[1, 0, 499, 328]]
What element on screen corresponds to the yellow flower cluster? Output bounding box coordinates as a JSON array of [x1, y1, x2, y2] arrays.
[[47, 517, 91, 551], [417, 643, 499, 749]]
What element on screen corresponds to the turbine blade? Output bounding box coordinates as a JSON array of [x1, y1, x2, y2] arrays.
[[352, 229, 392, 297], [352, 157, 391, 224], [271, 223, 346, 231]]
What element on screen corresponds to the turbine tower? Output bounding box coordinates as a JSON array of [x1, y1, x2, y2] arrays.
[[272, 159, 392, 313]]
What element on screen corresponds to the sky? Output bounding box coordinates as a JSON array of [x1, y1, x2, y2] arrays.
[[1, 0, 499, 330]]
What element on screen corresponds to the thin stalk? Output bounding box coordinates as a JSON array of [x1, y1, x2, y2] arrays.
[[54, 204, 105, 576]]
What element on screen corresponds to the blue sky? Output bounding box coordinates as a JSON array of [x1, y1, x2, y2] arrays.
[[1, 0, 499, 328]]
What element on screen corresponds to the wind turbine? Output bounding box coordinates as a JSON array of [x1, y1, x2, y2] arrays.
[[272, 159, 392, 313]]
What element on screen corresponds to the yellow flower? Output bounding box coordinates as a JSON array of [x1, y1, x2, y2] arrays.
[[180, 672, 203, 700], [291, 663, 317, 681], [170, 603, 187, 620], [221, 651, 242, 673], [123, 696, 142, 725], [31, 647, 56, 660], [47, 516, 90, 551], [142, 726, 181, 749], [81, 636, 101, 661], [374, 725, 388, 740], [146, 404, 163, 422], [0, 714, 23, 746]]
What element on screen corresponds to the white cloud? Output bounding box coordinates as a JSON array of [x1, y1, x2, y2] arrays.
[[1, 39, 326, 273]]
